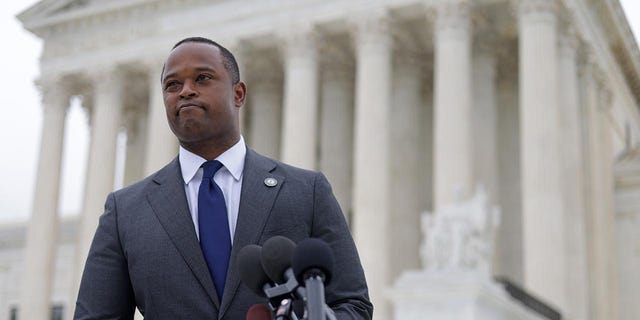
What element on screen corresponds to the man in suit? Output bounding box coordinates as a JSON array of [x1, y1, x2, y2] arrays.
[[73, 37, 373, 319]]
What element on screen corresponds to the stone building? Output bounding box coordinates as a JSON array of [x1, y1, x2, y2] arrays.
[[1, 0, 639, 319]]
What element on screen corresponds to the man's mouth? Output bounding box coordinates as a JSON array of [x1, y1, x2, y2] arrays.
[[177, 103, 203, 114]]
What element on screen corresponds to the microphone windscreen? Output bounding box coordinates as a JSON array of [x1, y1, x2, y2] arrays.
[[237, 244, 270, 297], [261, 236, 296, 283], [291, 238, 334, 284], [246, 304, 273, 320]]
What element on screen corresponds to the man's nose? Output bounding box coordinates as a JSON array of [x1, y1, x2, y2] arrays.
[[179, 81, 197, 98]]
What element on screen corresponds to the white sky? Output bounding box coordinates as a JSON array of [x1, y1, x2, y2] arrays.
[[0, 0, 639, 223]]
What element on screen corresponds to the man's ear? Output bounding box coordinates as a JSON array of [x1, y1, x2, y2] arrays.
[[234, 81, 247, 107]]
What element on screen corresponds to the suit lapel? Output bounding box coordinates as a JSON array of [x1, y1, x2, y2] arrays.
[[146, 158, 221, 309], [219, 149, 284, 317]]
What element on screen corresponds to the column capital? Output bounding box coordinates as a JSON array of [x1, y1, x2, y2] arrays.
[[350, 10, 392, 52], [597, 76, 613, 112], [35, 75, 71, 113], [320, 40, 355, 82], [245, 50, 283, 85], [431, 0, 471, 36], [85, 65, 126, 93], [471, 9, 500, 56], [558, 24, 580, 57], [278, 24, 319, 60], [516, 0, 558, 23], [143, 56, 165, 75]]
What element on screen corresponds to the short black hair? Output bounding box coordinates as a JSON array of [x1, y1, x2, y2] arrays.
[[162, 36, 240, 84]]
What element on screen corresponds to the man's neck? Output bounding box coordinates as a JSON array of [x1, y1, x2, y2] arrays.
[[180, 134, 240, 160]]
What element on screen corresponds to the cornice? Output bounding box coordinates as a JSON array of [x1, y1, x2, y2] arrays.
[[601, 0, 640, 108], [19, 0, 167, 35], [566, 0, 640, 108]]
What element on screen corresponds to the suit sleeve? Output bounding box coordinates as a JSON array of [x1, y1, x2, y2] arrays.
[[74, 193, 136, 320], [311, 173, 374, 320]]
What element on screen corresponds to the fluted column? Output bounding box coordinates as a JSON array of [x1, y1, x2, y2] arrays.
[[518, 0, 566, 310], [229, 42, 249, 134], [558, 27, 588, 320], [73, 68, 124, 296], [495, 60, 523, 283], [472, 35, 499, 204], [20, 78, 69, 320], [432, 0, 473, 209], [144, 61, 178, 175], [583, 58, 619, 320], [351, 13, 392, 320], [248, 55, 283, 159], [319, 53, 354, 219], [390, 50, 424, 276], [280, 27, 319, 169], [123, 106, 147, 186]]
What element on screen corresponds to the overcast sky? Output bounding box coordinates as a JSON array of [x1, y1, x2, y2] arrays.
[[1, 0, 639, 223]]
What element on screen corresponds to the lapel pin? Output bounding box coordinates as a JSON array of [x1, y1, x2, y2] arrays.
[[264, 177, 278, 187]]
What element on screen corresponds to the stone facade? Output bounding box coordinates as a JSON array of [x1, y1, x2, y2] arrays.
[[1, 0, 639, 319]]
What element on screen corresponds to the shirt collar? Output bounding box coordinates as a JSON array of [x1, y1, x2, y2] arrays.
[[179, 136, 246, 184]]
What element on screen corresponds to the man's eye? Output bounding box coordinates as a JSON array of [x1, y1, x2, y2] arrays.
[[196, 74, 212, 81], [164, 81, 179, 91]]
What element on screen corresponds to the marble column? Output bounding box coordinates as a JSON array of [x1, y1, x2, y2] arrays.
[[390, 50, 425, 276], [432, 0, 474, 209], [280, 27, 319, 169], [614, 149, 640, 320], [351, 13, 392, 320], [582, 59, 619, 320], [228, 42, 248, 135], [518, 0, 567, 310], [558, 28, 588, 320], [19, 78, 69, 320], [123, 106, 148, 187], [73, 67, 124, 297], [472, 36, 499, 205], [495, 64, 523, 283], [144, 61, 178, 176], [319, 53, 354, 220], [248, 55, 283, 159]]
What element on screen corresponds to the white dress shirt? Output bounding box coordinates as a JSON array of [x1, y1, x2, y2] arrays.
[[179, 137, 246, 243]]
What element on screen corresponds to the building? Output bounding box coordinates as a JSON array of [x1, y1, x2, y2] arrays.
[[2, 0, 639, 319]]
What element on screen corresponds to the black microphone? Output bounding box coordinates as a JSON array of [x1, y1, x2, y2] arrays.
[[261, 236, 304, 320], [292, 238, 335, 320], [261, 236, 296, 284], [246, 304, 273, 320], [237, 244, 271, 298], [238, 242, 300, 320]]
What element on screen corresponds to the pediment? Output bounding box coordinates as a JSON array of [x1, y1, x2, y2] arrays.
[[17, 0, 116, 32], [19, 0, 91, 21]]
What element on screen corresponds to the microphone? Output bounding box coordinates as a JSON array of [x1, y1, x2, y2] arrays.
[[261, 236, 304, 320], [238, 242, 300, 320], [246, 304, 273, 320], [237, 244, 271, 298], [261, 236, 296, 284], [292, 238, 335, 320]]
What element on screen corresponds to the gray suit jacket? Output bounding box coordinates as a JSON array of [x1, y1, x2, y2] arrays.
[[74, 148, 373, 319]]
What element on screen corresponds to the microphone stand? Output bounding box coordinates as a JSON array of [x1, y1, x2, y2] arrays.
[[274, 298, 298, 320]]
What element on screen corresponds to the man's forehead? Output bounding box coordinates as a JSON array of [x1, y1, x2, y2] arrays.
[[166, 42, 221, 62]]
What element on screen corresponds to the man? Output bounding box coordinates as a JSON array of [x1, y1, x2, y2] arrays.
[[73, 37, 373, 319]]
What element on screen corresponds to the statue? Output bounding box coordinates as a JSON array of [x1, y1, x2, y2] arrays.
[[421, 186, 500, 276]]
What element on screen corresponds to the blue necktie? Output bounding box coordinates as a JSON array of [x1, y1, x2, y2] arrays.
[[198, 160, 231, 300]]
